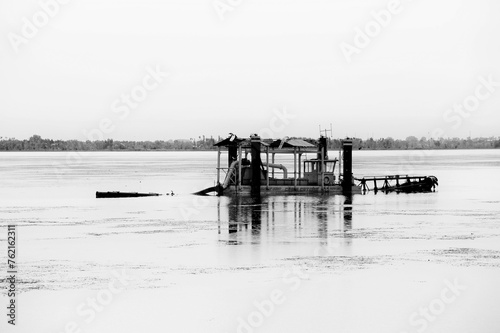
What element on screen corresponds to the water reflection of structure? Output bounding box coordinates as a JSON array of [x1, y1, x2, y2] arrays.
[[343, 195, 353, 229], [225, 196, 262, 235], [217, 195, 354, 245]]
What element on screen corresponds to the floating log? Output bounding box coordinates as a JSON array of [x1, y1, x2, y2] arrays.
[[96, 191, 161, 198]]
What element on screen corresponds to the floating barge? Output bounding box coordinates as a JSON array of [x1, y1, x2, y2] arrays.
[[197, 134, 361, 196], [197, 133, 439, 197]]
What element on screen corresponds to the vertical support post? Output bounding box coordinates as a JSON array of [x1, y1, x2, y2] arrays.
[[266, 146, 269, 189], [251, 135, 261, 198], [228, 145, 237, 168], [272, 153, 275, 178], [342, 139, 353, 194], [238, 145, 242, 191], [320, 148, 325, 191], [217, 146, 221, 184], [320, 136, 328, 160], [298, 153, 301, 180], [317, 136, 328, 190], [294, 147, 297, 189], [338, 145, 342, 183]]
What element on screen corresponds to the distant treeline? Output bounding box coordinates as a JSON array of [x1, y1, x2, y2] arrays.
[[0, 135, 499, 151], [328, 136, 500, 150]]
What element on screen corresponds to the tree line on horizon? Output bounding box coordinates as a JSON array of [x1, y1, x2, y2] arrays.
[[0, 135, 499, 151]]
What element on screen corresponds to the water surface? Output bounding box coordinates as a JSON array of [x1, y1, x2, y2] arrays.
[[0, 150, 499, 333]]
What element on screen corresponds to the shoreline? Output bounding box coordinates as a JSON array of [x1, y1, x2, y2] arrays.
[[0, 147, 498, 152]]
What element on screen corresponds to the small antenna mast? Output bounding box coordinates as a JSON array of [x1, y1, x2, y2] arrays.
[[319, 123, 333, 138]]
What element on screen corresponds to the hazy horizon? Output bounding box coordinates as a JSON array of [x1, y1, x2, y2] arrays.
[[1, 132, 498, 143]]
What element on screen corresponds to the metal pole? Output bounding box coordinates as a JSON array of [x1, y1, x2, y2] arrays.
[[217, 146, 221, 184], [266, 146, 269, 189], [238, 144, 242, 191], [272, 153, 275, 178], [298, 152, 301, 180], [338, 145, 342, 183], [342, 139, 353, 194], [251, 135, 261, 198], [294, 147, 297, 189], [321, 146, 324, 191]]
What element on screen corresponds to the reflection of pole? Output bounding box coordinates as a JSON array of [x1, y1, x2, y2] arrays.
[[251, 197, 261, 235], [271, 200, 275, 228], [228, 197, 238, 234], [266, 199, 270, 228], [217, 198, 221, 234], [343, 195, 353, 230]]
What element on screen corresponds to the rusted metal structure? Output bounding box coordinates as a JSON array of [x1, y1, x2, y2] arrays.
[[198, 134, 361, 196], [355, 175, 438, 193]]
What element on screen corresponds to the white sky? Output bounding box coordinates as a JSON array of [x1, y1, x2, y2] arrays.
[[1, 0, 499, 141]]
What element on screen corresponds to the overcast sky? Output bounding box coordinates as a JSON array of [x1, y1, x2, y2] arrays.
[[1, 0, 499, 141]]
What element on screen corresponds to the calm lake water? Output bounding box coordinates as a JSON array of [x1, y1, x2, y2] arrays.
[[0, 150, 499, 333]]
